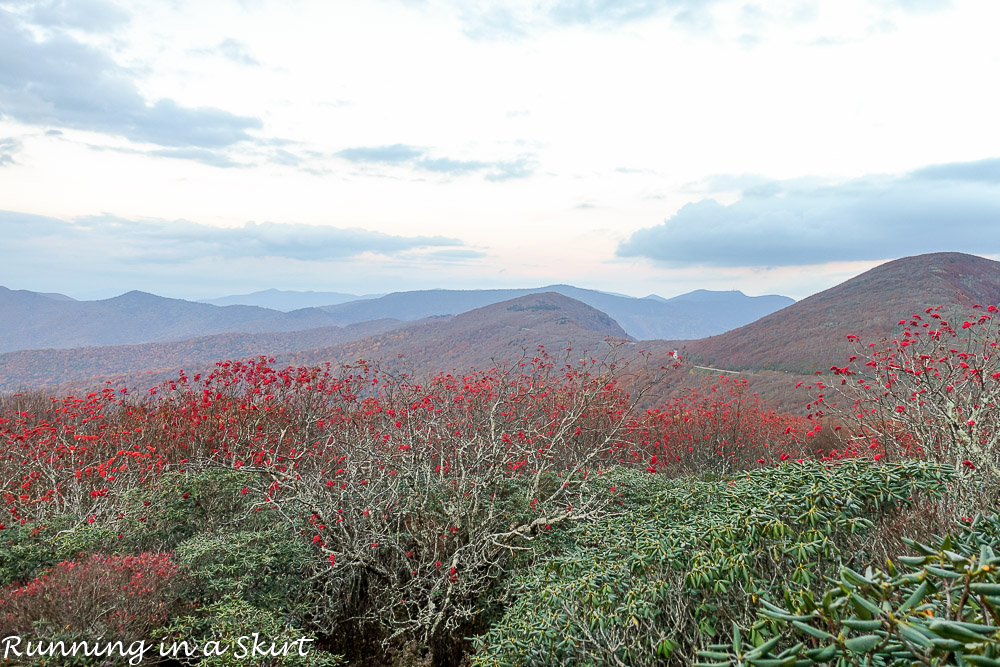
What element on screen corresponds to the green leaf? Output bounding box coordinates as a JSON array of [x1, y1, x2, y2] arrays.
[[761, 609, 815, 622], [744, 635, 782, 659], [898, 555, 929, 566], [926, 565, 962, 579], [841, 618, 882, 631], [843, 634, 882, 652], [791, 620, 834, 640], [849, 592, 881, 619], [971, 583, 1000, 596], [897, 622, 932, 648], [949, 619, 999, 634], [929, 620, 990, 643], [965, 657, 1000, 667], [898, 580, 930, 613], [842, 566, 875, 587], [928, 636, 965, 651], [697, 651, 731, 660], [805, 645, 838, 661]]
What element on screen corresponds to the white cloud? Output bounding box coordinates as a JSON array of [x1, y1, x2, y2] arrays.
[[619, 159, 1000, 267], [1, 0, 998, 300]]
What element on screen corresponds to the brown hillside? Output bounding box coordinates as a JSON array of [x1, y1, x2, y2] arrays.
[[0, 319, 407, 393], [27, 293, 632, 396], [289, 292, 631, 376], [674, 252, 1000, 373]]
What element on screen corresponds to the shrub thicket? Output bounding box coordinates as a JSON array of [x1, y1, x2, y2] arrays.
[[472, 459, 951, 665], [0, 303, 997, 665]]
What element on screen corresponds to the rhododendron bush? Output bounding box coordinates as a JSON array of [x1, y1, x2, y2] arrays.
[[472, 459, 952, 665], [706, 514, 1000, 666]]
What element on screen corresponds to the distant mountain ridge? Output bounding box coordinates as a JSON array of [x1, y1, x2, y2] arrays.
[[0, 319, 409, 393], [0, 284, 791, 355], [316, 285, 793, 340], [0, 287, 343, 353], [199, 288, 384, 311]]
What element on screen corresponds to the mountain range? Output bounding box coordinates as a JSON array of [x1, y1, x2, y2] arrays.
[[314, 285, 792, 340], [0, 319, 410, 393], [199, 288, 384, 310], [4, 252, 999, 401], [0, 287, 343, 353], [0, 284, 791, 354]]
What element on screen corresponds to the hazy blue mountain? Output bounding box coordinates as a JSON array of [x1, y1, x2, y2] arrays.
[[1, 282, 793, 356], [319, 285, 793, 340], [0, 287, 343, 353], [37, 290, 77, 302], [200, 288, 383, 311]]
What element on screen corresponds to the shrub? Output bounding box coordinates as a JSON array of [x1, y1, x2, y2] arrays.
[[643, 375, 816, 475], [704, 514, 1000, 665], [811, 303, 1000, 502], [175, 527, 315, 610], [0, 514, 116, 587], [224, 349, 678, 659], [0, 552, 184, 659], [154, 595, 343, 667], [114, 469, 266, 552], [1, 349, 683, 662], [472, 460, 951, 665], [0, 470, 274, 588]]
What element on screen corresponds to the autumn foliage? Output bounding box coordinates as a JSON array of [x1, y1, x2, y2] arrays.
[[1, 302, 998, 664], [0, 552, 183, 642], [804, 304, 1000, 501]]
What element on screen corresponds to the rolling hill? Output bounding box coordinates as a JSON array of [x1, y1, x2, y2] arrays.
[[10, 293, 632, 395], [288, 292, 633, 377], [0, 319, 411, 394], [12, 252, 997, 408], [675, 252, 1000, 373]]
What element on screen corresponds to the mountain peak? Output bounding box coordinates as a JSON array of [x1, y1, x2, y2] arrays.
[[109, 290, 162, 301], [683, 251, 1000, 373], [459, 292, 629, 339]]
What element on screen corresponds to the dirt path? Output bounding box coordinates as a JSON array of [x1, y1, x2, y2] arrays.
[[692, 364, 740, 374]]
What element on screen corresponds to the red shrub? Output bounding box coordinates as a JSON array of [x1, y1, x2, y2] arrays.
[[0, 552, 183, 640], [638, 375, 816, 475]]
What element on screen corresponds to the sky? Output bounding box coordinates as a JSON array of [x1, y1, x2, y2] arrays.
[[1, 0, 999, 301]]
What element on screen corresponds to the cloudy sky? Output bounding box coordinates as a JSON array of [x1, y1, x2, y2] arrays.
[[1, 0, 999, 301]]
